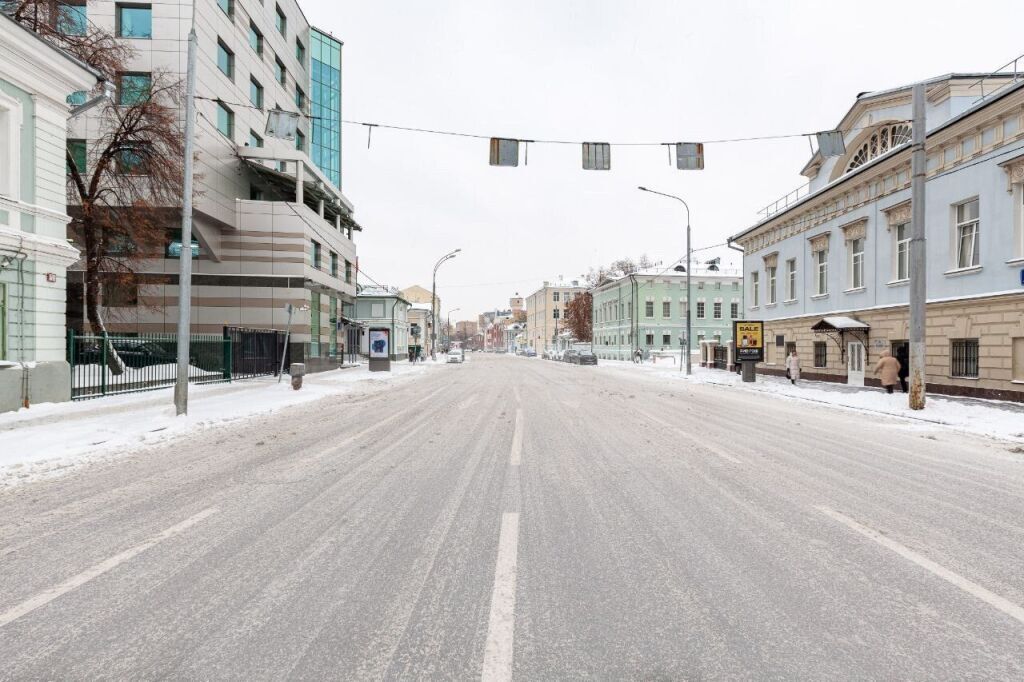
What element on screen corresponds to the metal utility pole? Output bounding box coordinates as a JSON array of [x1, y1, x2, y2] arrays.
[[174, 28, 198, 415], [431, 248, 460, 360], [909, 82, 927, 410], [638, 187, 691, 375]]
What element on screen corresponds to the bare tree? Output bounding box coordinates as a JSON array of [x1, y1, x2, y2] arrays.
[[564, 292, 593, 343], [7, 0, 186, 373]]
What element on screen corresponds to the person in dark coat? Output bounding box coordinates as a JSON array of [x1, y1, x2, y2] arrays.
[[895, 345, 910, 393]]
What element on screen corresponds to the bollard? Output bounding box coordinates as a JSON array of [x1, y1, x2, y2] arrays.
[[290, 362, 306, 390], [741, 360, 756, 383]]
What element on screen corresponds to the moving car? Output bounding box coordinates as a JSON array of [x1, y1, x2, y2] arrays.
[[577, 350, 598, 365], [447, 350, 463, 363], [563, 350, 579, 363]]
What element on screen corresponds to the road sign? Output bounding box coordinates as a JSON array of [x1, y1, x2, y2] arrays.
[[734, 320, 765, 362]]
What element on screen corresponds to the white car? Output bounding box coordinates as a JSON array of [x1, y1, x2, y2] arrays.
[[447, 350, 463, 363]]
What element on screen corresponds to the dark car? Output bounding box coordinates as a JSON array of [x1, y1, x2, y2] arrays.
[[577, 351, 598, 366], [563, 350, 580, 364]]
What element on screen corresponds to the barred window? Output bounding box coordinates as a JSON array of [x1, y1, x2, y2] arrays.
[[950, 339, 979, 378], [814, 341, 827, 368]]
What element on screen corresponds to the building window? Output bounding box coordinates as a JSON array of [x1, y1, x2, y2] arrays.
[[330, 252, 338, 277], [295, 86, 306, 110], [296, 130, 305, 152], [713, 302, 722, 319], [249, 22, 264, 55], [117, 72, 151, 105], [216, 40, 234, 78], [715, 281, 721, 290], [116, 4, 152, 39], [785, 258, 796, 301], [846, 123, 912, 173], [813, 342, 827, 368], [697, 281, 704, 290], [730, 302, 738, 319], [552, 309, 560, 319], [165, 229, 198, 258], [58, 1, 88, 36], [895, 223, 910, 280], [311, 240, 321, 269], [766, 266, 777, 304], [275, 56, 287, 86], [552, 292, 560, 302], [344, 260, 352, 283], [249, 76, 263, 109], [645, 333, 654, 346], [310, 293, 322, 353], [662, 333, 672, 346], [814, 249, 829, 295], [250, 186, 264, 200], [950, 339, 979, 378], [849, 238, 864, 289], [662, 301, 671, 318], [644, 301, 654, 317], [275, 4, 287, 36], [216, 101, 234, 139], [295, 38, 305, 64], [696, 302, 706, 319], [115, 142, 151, 174], [955, 199, 980, 269], [248, 130, 264, 148], [751, 272, 759, 307], [66, 91, 87, 106], [67, 139, 86, 175], [1013, 337, 1024, 382]]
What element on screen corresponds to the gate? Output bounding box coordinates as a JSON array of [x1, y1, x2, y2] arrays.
[[713, 344, 728, 370], [223, 326, 289, 380]]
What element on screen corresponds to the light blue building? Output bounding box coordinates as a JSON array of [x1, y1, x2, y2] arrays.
[[310, 29, 342, 188]]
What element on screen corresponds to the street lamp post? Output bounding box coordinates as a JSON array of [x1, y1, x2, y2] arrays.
[[638, 187, 691, 375], [431, 248, 461, 360], [446, 308, 461, 352]]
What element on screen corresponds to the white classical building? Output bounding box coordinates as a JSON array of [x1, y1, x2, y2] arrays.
[[730, 74, 1024, 401], [0, 14, 99, 410]]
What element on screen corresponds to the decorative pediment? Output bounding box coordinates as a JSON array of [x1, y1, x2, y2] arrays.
[[999, 153, 1024, 192], [808, 231, 830, 252], [883, 201, 912, 227], [762, 252, 778, 268], [840, 218, 868, 241]]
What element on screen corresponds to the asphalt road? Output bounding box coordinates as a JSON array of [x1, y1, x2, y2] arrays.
[[2, 354, 1024, 680]]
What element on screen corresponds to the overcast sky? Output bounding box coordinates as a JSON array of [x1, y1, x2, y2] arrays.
[[301, 0, 1022, 320]]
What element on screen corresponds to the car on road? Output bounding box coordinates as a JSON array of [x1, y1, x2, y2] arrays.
[[446, 350, 463, 363], [577, 350, 598, 365], [563, 350, 579, 363], [523, 348, 537, 357]]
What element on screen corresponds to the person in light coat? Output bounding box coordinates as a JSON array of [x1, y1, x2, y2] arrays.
[[785, 350, 801, 384], [875, 349, 901, 394]]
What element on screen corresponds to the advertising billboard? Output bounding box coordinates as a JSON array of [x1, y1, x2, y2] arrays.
[[734, 321, 765, 362], [369, 329, 390, 359]]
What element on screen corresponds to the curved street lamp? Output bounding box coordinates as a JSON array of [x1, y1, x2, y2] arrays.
[[431, 248, 461, 359], [638, 186, 692, 375]]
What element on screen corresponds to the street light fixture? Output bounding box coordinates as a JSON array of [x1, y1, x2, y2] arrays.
[[446, 308, 461, 351], [431, 248, 461, 359], [639, 186, 692, 375]]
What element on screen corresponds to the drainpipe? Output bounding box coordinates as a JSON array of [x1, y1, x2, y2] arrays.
[[390, 297, 400, 361]]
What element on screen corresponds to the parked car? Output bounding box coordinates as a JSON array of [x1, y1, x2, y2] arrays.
[[524, 348, 537, 357], [447, 350, 463, 363], [577, 350, 598, 366], [563, 350, 580, 363], [77, 339, 180, 369]]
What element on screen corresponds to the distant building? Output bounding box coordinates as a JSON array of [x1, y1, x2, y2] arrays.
[[525, 279, 587, 351], [407, 305, 433, 357], [591, 268, 743, 361]]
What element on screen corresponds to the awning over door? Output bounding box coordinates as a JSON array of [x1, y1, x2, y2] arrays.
[[811, 316, 869, 360]]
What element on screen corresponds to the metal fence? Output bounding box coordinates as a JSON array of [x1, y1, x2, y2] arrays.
[[68, 331, 231, 400], [224, 326, 289, 380]]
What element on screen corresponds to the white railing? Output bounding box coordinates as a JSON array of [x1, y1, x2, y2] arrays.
[[971, 58, 1024, 104], [757, 183, 811, 219]]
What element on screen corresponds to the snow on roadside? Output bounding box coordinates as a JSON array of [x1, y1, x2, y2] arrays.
[[596, 359, 1024, 444], [0, 362, 440, 488]]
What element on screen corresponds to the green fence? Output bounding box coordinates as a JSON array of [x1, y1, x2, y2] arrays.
[[68, 331, 232, 400]]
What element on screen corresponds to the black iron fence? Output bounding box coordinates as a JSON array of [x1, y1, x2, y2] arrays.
[[223, 326, 289, 380], [68, 331, 231, 400]]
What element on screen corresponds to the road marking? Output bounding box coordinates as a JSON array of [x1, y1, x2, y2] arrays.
[[0, 507, 219, 628], [482, 512, 520, 682], [510, 409, 523, 466], [818, 506, 1024, 626]]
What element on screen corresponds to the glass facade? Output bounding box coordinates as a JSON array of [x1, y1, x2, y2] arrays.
[[310, 29, 342, 187]]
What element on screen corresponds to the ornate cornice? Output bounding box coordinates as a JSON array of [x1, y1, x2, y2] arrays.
[[884, 201, 912, 227], [999, 153, 1024, 192], [808, 232, 830, 252], [762, 252, 778, 268], [840, 217, 868, 241]]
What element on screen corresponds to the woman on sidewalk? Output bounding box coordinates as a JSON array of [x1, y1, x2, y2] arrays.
[[875, 349, 901, 394], [785, 350, 801, 385]]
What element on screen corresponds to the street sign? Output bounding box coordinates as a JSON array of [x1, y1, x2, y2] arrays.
[[489, 138, 519, 167], [582, 142, 611, 170], [734, 320, 765, 362], [675, 142, 704, 170]]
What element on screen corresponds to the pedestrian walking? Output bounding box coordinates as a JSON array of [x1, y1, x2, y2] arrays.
[[785, 349, 801, 385], [875, 349, 901, 394], [895, 345, 909, 393]]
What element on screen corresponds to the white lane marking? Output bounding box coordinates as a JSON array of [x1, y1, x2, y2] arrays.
[[482, 512, 520, 682], [818, 506, 1024, 626], [510, 409, 523, 467], [0, 507, 219, 628], [643, 412, 742, 464]]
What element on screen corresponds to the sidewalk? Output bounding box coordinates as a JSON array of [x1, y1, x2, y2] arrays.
[[597, 359, 1024, 444], [0, 361, 442, 487]]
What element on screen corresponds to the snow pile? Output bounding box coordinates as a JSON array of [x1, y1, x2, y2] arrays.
[[598, 359, 1024, 443], [0, 362, 440, 487]]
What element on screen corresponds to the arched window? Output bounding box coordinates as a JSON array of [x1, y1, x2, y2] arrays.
[[845, 123, 912, 173]]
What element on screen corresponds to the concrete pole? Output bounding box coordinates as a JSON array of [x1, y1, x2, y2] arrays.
[[431, 272, 437, 360], [909, 82, 927, 410], [685, 215, 692, 376], [174, 28, 198, 416]]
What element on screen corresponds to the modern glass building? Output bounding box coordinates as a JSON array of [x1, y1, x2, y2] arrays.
[[310, 29, 342, 188]]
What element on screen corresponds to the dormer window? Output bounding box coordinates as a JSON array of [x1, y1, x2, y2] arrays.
[[846, 123, 912, 173]]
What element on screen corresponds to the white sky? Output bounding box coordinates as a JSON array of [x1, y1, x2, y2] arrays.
[[301, 0, 1023, 320]]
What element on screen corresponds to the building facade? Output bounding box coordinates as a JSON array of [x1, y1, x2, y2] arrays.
[[0, 14, 98, 410], [66, 0, 358, 369], [407, 305, 432, 357], [525, 279, 587, 352], [591, 269, 743, 361], [730, 74, 1024, 401], [353, 286, 409, 360]]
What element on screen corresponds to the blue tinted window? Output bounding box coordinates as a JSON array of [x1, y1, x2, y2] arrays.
[[59, 4, 88, 36], [118, 73, 151, 105], [117, 4, 152, 38], [66, 91, 88, 106]]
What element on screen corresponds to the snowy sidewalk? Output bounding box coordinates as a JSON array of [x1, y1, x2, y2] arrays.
[[596, 359, 1024, 444], [0, 361, 443, 487]]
